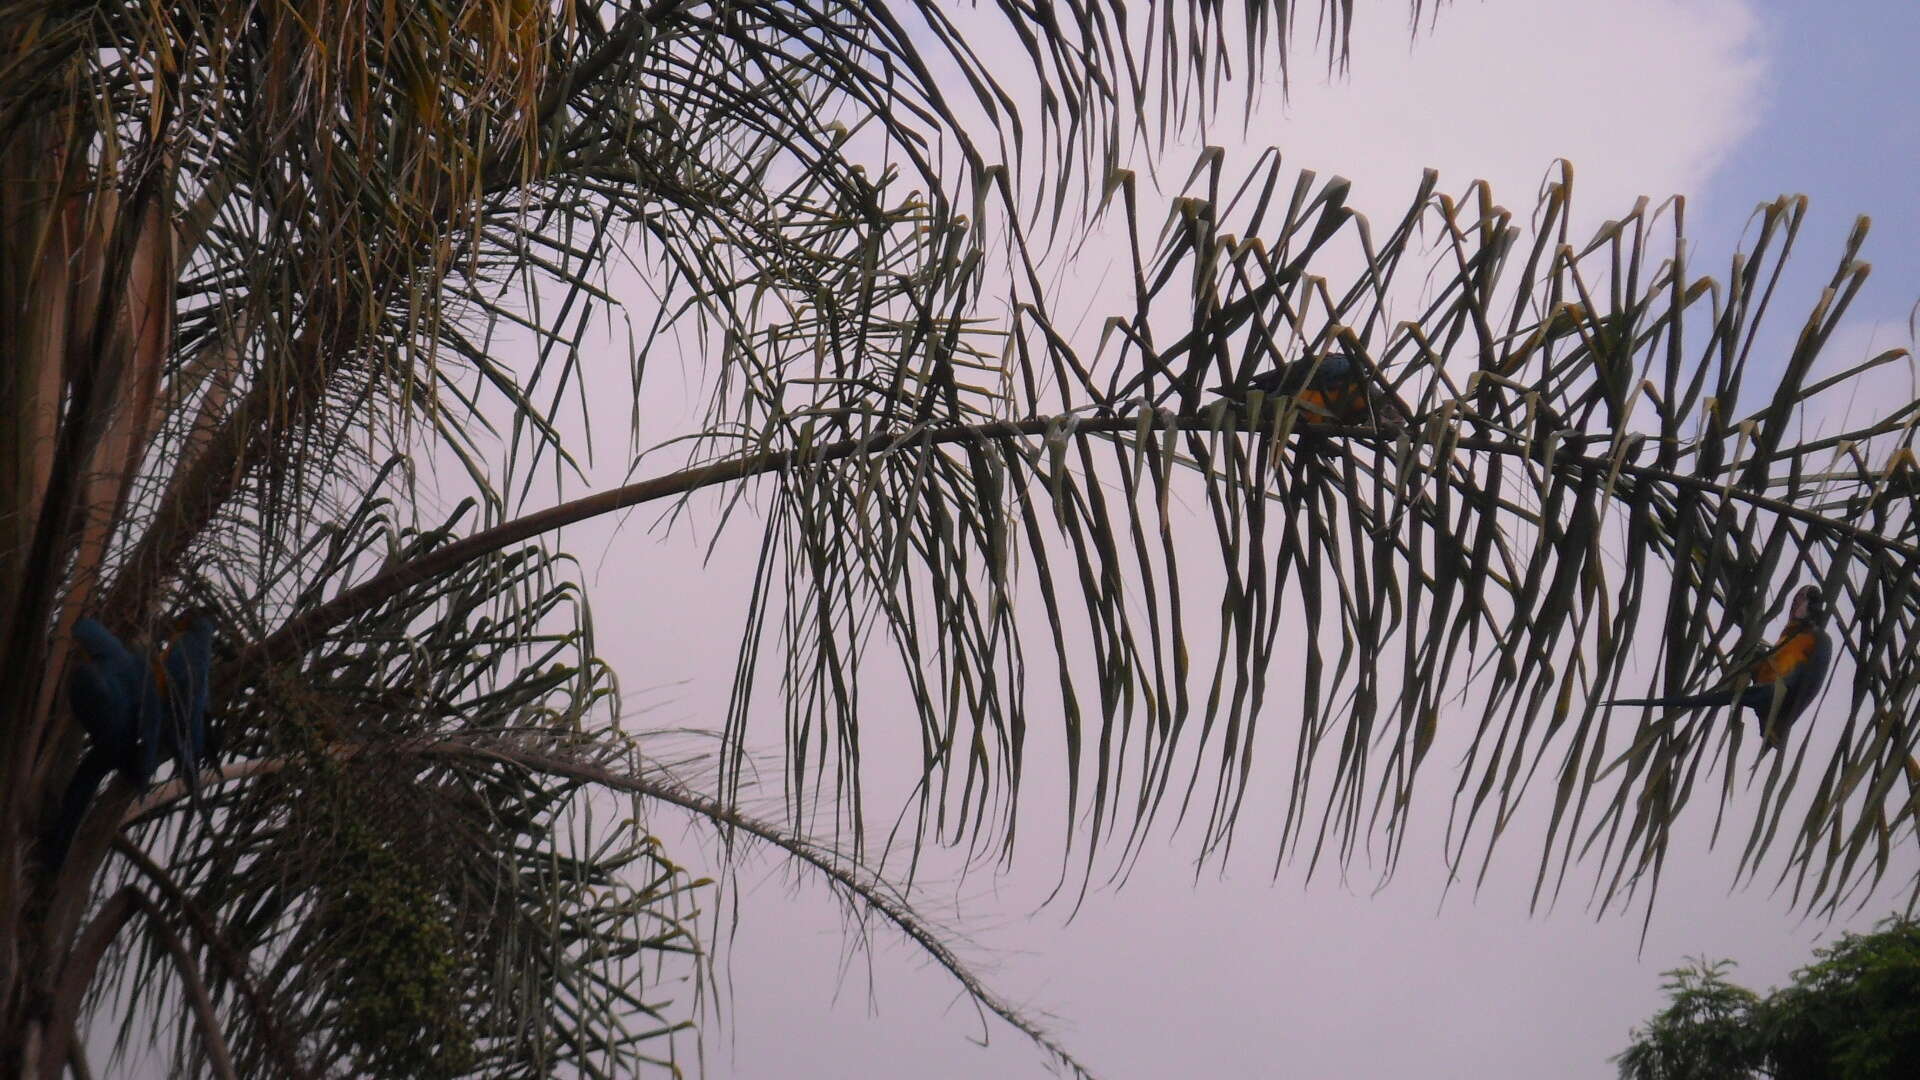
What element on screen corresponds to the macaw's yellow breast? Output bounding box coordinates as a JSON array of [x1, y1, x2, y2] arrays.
[[1297, 383, 1371, 423], [1752, 625, 1819, 684]]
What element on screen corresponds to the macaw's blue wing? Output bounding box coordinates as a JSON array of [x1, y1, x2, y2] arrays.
[[1212, 354, 1407, 429], [162, 615, 215, 769], [48, 619, 155, 872], [47, 616, 219, 872], [143, 615, 220, 845], [138, 651, 170, 787], [1216, 354, 1360, 398], [68, 618, 149, 784], [68, 655, 129, 745], [72, 617, 135, 671], [1299, 353, 1358, 388]]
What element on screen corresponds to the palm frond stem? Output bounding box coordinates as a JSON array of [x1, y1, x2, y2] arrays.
[[122, 733, 1103, 1080], [242, 415, 1919, 684]]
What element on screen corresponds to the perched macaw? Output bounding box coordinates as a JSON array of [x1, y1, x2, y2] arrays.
[[142, 610, 218, 787], [45, 619, 158, 870], [1211, 353, 1406, 429], [165, 611, 215, 768], [1608, 585, 1831, 751], [68, 619, 148, 773]]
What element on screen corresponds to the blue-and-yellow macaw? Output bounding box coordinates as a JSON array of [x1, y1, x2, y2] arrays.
[[1212, 352, 1406, 429], [141, 609, 218, 788], [46, 619, 159, 869], [69, 619, 148, 773], [1608, 585, 1831, 751], [166, 610, 215, 769]]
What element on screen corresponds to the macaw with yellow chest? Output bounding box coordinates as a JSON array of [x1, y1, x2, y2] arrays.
[[1211, 352, 1406, 430], [1608, 585, 1831, 752], [141, 609, 218, 791]]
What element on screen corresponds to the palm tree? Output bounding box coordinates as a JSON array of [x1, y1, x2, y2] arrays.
[[3, 1, 1916, 1076]]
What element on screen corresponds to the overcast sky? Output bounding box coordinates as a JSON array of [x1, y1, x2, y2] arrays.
[[573, 2, 1920, 1078]]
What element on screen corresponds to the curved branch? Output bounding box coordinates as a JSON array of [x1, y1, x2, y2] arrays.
[[64, 1031, 93, 1080], [120, 736, 1100, 1080], [124, 890, 239, 1080], [110, 838, 313, 1080], [41, 888, 139, 1079], [238, 411, 1917, 676], [42, 877, 242, 1080], [434, 738, 1100, 1080]]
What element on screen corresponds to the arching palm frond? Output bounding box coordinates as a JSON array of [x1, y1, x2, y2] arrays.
[[685, 152, 1917, 918]]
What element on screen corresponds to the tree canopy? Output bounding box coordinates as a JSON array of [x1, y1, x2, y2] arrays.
[[1616, 918, 1920, 1080]]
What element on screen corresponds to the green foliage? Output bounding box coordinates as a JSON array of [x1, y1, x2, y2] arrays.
[[325, 797, 479, 1080], [1615, 961, 1764, 1080], [85, 487, 708, 1077], [1760, 921, 1920, 1080], [1616, 920, 1920, 1080]]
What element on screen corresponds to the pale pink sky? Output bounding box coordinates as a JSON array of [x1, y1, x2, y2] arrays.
[[550, 2, 1920, 1078]]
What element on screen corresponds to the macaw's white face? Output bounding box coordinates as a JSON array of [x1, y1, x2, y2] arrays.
[[1791, 586, 1822, 622]]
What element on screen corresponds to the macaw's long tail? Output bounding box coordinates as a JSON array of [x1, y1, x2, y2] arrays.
[[164, 728, 224, 839], [1605, 688, 1735, 709], [43, 749, 114, 873]]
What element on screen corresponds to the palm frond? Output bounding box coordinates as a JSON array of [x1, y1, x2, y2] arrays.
[[700, 154, 1919, 916]]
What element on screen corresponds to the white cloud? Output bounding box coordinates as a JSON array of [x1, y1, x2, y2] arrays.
[[1237, 0, 1766, 226], [997, 0, 1774, 391], [1793, 317, 1919, 473]]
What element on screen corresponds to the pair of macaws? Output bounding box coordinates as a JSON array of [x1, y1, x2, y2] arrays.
[[45, 611, 218, 870], [1221, 355, 1833, 744], [1226, 356, 1833, 746], [1607, 585, 1831, 751]]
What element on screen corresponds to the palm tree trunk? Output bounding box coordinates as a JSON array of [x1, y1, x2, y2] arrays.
[[0, 73, 178, 1070]]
